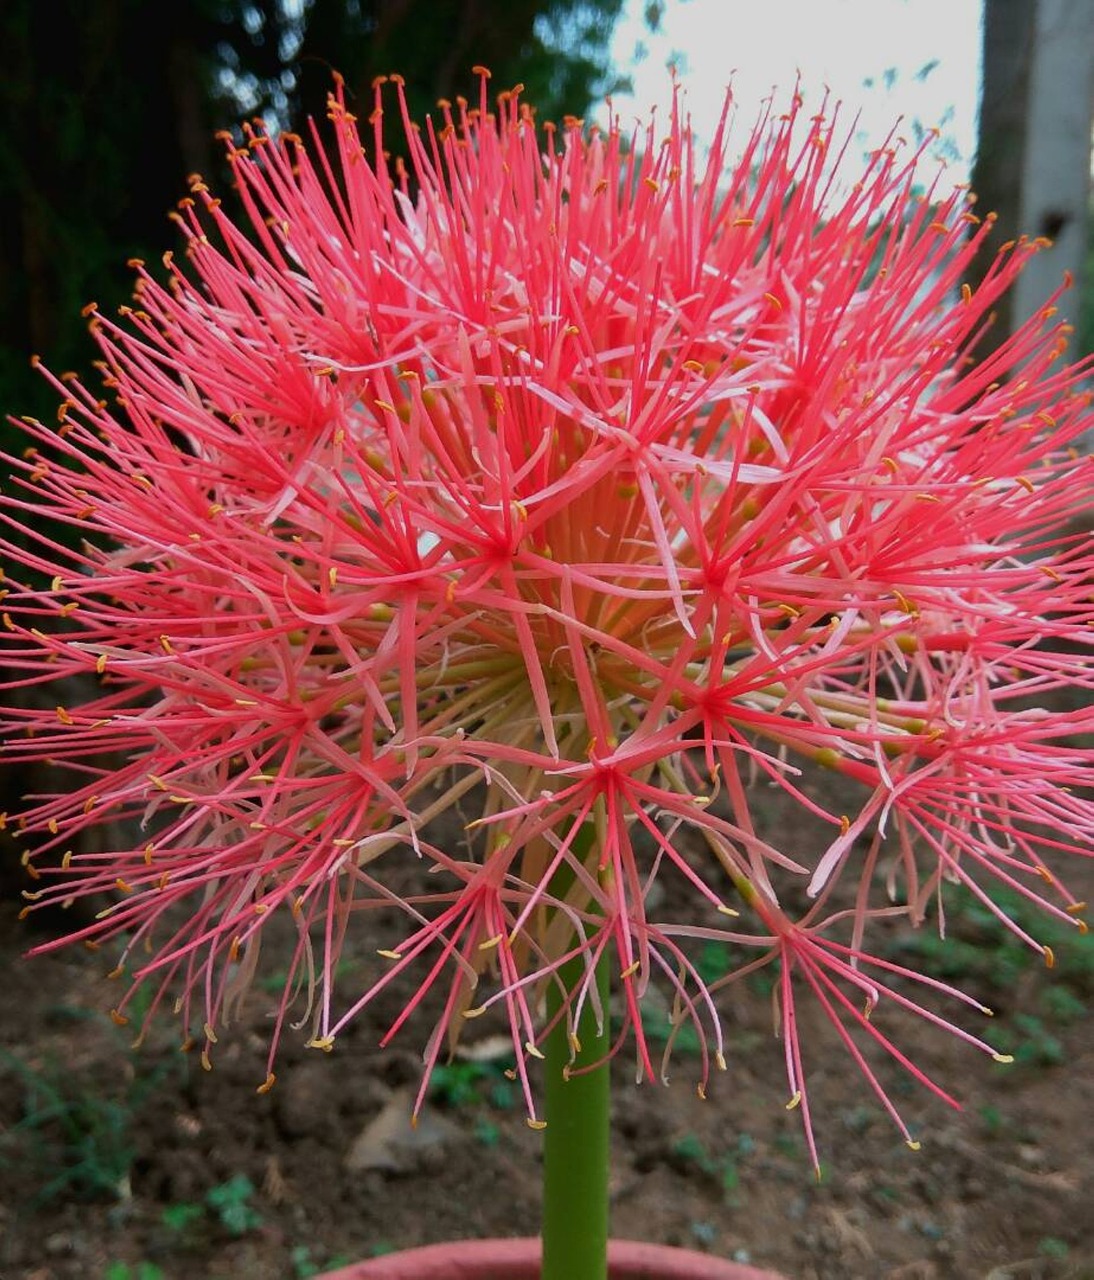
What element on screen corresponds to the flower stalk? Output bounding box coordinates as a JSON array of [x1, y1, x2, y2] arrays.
[[543, 947, 611, 1280]]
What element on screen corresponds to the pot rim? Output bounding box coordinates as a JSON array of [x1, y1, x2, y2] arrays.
[[317, 1236, 785, 1279]]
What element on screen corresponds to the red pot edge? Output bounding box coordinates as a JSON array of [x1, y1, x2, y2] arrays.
[[317, 1237, 785, 1279]]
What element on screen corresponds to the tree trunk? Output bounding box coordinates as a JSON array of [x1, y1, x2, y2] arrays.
[[970, 0, 1094, 360]]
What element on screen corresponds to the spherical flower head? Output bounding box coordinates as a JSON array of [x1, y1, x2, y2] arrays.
[[3, 72, 1092, 1165]]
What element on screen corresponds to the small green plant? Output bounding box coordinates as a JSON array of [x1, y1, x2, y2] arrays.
[[671, 1132, 747, 1196], [205, 1173, 263, 1236], [885, 883, 1094, 999], [103, 1264, 165, 1280], [0, 1024, 179, 1210], [978, 1104, 1003, 1136], [474, 1117, 501, 1147], [993, 1013, 1066, 1068], [641, 1007, 704, 1058], [161, 1200, 204, 1234], [290, 1244, 353, 1278], [1, 1054, 134, 1205], [429, 1058, 514, 1109], [1037, 1236, 1070, 1260]]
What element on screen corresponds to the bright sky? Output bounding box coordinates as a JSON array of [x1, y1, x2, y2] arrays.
[[607, 0, 984, 181]]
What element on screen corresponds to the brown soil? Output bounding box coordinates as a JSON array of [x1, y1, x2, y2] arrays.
[[2, 808, 1093, 1280]]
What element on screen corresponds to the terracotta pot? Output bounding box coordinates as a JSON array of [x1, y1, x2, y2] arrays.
[[318, 1237, 785, 1279]]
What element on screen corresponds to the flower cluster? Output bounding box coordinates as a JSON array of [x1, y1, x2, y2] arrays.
[[3, 72, 1092, 1167]]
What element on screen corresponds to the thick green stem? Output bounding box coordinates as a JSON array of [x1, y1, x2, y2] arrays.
[[542, 950, 611, 1280]]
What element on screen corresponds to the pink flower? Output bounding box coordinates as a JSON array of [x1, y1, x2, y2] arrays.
[[3, 73, 1092, 1162]]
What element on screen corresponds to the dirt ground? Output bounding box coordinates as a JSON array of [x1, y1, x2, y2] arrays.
[[2, 794, 1093, 1280]]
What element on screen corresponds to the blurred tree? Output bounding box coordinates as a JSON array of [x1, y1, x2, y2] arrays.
[[0, 0, 631, 426]]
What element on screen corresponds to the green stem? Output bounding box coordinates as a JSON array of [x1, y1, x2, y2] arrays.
[[542, 948, 612, 1280]]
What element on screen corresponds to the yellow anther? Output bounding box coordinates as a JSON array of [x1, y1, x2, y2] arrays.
[[110, 1009, 129, 1027], [256, 1073, 277, 1094], [306, 1035, 335, 1052], [96, 654, 108, 674], [715, 1052, 727, 1071], [716, 903, 739, 917], [839, 815, 850, 835], [51, 575, 63, 592], [159, 635, 174, 654], [115, 878, 133, 894], [56, 706, 74, 725], [786, 1091, 802, 1110], [993, 1053, 1014, 1064], [1043, 946, 1055, 969], [377, 949, 402, 960], [525, 1041, 545, 1060], [526, 1118, 547, 1130], [1065, 901, 1087, 914], [478, 933, 504, 951], [620, 960, 641, 980], [1015, 475, 1035, 493], [906, 1139, 922, 1151], [203, 1022, 218, 1044], [200, 1050, 213, 1072]]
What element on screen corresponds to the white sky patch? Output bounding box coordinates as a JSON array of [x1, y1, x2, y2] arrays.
[[606, 0, 983, 182]]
